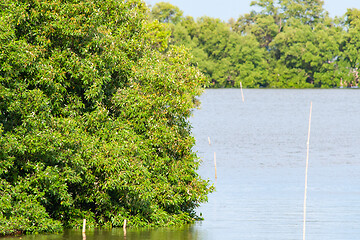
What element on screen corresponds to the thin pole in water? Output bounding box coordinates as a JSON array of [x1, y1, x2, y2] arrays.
[[240, 82, 245, 102], [123, 219, 127, 237], [82, 219, 86, 233], [303, 101, 312, 240], [214, 152, 217, 179], [208, 136, 211, 145]]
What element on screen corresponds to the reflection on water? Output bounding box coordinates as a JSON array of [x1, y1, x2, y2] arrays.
[[9, 227, 199, 240], [4, 89, 360, 240]]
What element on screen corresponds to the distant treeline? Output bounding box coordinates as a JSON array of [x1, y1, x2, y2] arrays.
[[150, 0, 360, 88]]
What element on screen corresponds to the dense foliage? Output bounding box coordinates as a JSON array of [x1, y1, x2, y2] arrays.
[[0, 0, 212, 235], [151, 0, 360, 88]]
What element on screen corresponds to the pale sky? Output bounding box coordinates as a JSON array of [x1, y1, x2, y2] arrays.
[[145, 0, 360, 21]]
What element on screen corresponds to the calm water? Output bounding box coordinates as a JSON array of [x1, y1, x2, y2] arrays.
[[192, 89, 360, 240], [6, 89, 360, 240]]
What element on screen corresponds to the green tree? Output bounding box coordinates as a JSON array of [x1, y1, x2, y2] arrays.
[[279, 0, 327, 25], [0, 0, 212, 235], [248, 0, 282, 47], [270, 17, 340, 87], [150, 2, 184, 24], [170, 15, 270, 88], [338, 9, 360, 87]]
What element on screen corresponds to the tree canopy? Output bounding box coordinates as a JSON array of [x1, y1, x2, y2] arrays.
[[151, 1, 360, 88], [0, 0, 212, 235]]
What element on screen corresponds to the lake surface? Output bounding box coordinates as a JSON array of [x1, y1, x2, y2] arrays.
[[6, 89, 360, 240], [192, 89, 360, 240]]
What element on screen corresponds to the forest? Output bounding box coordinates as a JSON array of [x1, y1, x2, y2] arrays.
[[150, 0, 360, 88]]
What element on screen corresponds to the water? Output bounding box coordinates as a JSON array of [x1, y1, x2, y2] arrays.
[[192, 89, 360, 240], [5, 89, 360, 240]]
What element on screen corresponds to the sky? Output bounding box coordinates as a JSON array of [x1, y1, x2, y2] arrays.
[[145, 0, 360, 22]]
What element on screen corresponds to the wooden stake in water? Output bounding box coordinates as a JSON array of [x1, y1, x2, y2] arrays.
[[208, 136, 211, 145], [303, 102, 312, 240], [240, 82, 245, 102], [123, 219, 127, 237], [82, 219, 86, 233], [214, 152, 217, 179]]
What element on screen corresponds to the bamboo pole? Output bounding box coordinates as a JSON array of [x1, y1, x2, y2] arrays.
[[303, 102, 312, 240], [240, 82, 245, 102], [214, 152, 217, 179], [123, 219, 127, 237], [82, 219, 86, 233]]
